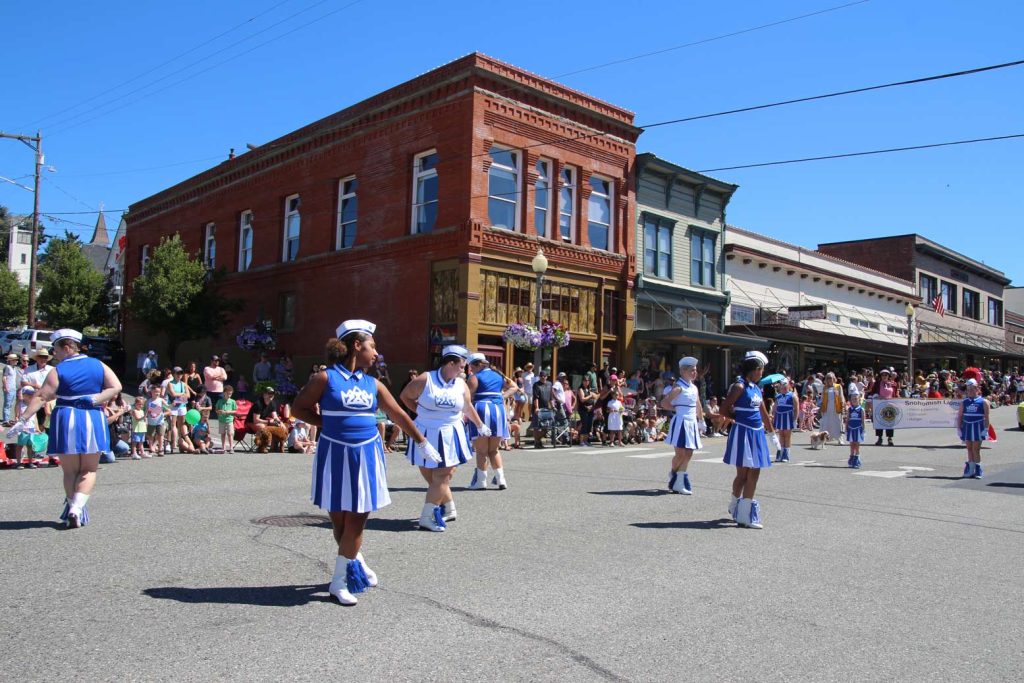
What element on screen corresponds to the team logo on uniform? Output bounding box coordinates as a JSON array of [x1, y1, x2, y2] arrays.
[[750, 395, 762, 408], [340, 386, 373, 410], [435, 392, 457, 409]]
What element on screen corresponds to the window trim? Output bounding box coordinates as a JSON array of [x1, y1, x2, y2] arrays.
[[411, 149, 439, 235], [282, 194, 301, 262], [919, 273, 937, 306], [238, 210, 253, 272], [689, 227, 717, 288], [203, 222, 216, 270], [486, 146, 521, 231], [336, 176, 358, 250], [641, 212, 674, 280], [534, 157, 552, 238], [587, 174, 614, 252], [558, 165, 577, 243]]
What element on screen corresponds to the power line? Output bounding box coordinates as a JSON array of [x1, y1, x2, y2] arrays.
[[42, 176, 97, 211], [56, 155, 226, 179], [697, 133, 1024, 173], [554, 0, 871, 79], [47, 0, 365, 137], [19, 0, 299, 130]]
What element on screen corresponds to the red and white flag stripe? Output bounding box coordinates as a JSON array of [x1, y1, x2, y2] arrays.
[[932, 294, 945, 317]]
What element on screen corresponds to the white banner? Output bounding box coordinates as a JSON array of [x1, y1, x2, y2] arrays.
[[871, 398, 960, 430]]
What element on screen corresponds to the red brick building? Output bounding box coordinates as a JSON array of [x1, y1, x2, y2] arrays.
[[125, 53, 640, 379]]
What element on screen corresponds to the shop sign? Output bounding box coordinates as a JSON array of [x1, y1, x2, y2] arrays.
[[788, 304, 827, 321]]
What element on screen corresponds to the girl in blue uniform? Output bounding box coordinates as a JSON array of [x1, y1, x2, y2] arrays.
[[291, 320, 441, 606], [466, 353, 516, 490], [7, 329, 121, 529], [661, 357, 704, 494], [846, 389, 865, 468], [955, 379, 989, 479], [720, 351, 774, 529], [771, 378, 798, 462], [400, 345, 487, 532]]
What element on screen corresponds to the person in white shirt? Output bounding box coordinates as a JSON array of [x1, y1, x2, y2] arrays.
[[521, 362, 536, 418]]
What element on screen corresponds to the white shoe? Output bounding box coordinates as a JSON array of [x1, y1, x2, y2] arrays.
[[728, 495, 739, 520], [356, 552, 378, 588], [441, 503, 457, 522], [670, 471, 692, 495], [492, 469, 508, 490], [735, 498, 763, 529], [468, 469, 489, 490], [418, 504, 446, 532], [328, 580, 358, 605]]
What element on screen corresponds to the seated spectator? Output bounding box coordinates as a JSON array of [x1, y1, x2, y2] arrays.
[[286, 419, 314, 454], [246, 386, 288, 453], [192, 415, 212, 454]]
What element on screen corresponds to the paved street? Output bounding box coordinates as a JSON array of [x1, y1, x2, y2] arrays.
[[2, 407, 1023, 682]]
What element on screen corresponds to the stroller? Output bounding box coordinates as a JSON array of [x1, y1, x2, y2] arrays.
[[549, 401, 572, 446]]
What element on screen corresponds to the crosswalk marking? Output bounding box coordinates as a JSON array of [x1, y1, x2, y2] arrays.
[[855, 470, 909, 478]]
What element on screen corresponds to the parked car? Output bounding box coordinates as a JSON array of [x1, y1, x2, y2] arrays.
[[0, 330, 25, 354], [83, 335, 125, 374], [9, 329, 53, 357]]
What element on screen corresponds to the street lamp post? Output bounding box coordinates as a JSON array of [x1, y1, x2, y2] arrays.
[[905, 303, 915, 381], [532, 248, 548, 372]]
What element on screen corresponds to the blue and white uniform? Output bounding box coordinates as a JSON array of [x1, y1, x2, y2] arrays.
[[723, 378, 772, 468], [960, 396, 987, 441], [846, 404, 865, 443], [311, 365, 391, 513], [466, 367, 509, 439], [667, 379, 703, 450], [407, 370, 472, 468], [49, 355, 109, 455], [772, 390, 796, 431]]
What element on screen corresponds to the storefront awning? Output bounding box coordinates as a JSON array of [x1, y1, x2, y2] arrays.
[[727, 324, 908, 359], [635, 328, 770, 349]]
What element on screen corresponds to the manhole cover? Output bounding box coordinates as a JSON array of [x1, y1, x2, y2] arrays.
[[252, 514, 331, 528]]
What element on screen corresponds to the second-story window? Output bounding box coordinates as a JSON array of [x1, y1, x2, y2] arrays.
[[140, 244, 150, 275], [558, 166, 576, 242], [412, 150, 438, 234], [336, 176, 358, 249], [988, 298, 1003, 326], [238, 210, 253, 272], [487, 147, 519, 230], [690, 229, 716, 287], [203, 222, 216, 269], [919, 273, 937, 306], [643, 214, 672, 279], [283, 194, 301, 262], [940, 281, 957, 314], [587, 176, 613, 251], [534, 158, 551, 238], [962, 289, 980, 320]]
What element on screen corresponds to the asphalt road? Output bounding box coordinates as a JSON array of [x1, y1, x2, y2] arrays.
[[2, 408, 1022, 682]]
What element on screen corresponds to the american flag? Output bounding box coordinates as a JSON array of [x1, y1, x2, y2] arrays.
[[932, 294, 945, 317]]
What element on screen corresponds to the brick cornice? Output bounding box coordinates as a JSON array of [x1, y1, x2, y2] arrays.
[[481, 226, 627, 275]]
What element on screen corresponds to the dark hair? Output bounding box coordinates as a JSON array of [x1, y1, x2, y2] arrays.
[[441, 354, 465, 366], [740, 358, 764, 377], [326, 331, 372, 365]]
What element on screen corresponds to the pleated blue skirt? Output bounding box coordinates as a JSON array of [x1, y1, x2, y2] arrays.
[[723, 424, 772, 469], [311, 433, 391, 513], [846, 425, 864, 443], [467, 400, 510, 439], [668, 415, 703, 450], [773, 412, 794, 431], [48, 406, 109, 455], [408, 420, 473, 468], [961, 420, 987, 442]]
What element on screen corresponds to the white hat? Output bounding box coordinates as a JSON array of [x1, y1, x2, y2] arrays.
[[51, 328, 83, 344], [336, 319, 376, 338], [442, 345, 469, 360], [744, 350, 768, 366], [467, 352, 488, 365], [849, 388, 861, 396], [965, 378, 978, 387], [678, 356, 699, 368]]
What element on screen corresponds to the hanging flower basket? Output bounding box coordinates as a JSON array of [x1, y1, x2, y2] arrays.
[[236, 320, 277, 352], [503, 320, 570, 351]]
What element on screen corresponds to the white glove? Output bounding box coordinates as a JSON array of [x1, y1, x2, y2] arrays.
[[418, 440, 442, 465], [6, 420, 28, 439], [477, 423, 492, 438]]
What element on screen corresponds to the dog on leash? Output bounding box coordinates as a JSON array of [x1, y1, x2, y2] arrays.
[[809, 431, 831, 450]]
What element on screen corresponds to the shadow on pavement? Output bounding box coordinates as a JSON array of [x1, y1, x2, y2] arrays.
[[365, 517, 419, 532], [911, 475, 971, 481], [631, 518, 734, 530], [386, 487, 428, 493], [0, 520, 63, 531], [589, 489, 672, 497], [144, 584, 331, 607], [987, 482, 1024, 489]]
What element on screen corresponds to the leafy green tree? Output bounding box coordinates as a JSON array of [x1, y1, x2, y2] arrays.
[[127, 234, 242, 361], [37, 232, 105, 329], [0, 266, 29, 328]]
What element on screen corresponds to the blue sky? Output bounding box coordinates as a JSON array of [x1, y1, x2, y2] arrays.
[[2, 0, 1021, 282]]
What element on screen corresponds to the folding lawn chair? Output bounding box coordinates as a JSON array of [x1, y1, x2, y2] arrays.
[[232, 399, 257, 452]]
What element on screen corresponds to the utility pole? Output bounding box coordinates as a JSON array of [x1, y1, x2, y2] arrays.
[[0, 130, 43, 327]]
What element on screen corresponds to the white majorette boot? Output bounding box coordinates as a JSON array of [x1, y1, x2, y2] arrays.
[[728, 495, 739, 520], [441, 499, 457, 522], [469, 468, 489, 490], [736, 498, 764, 529], [418, 503, 447, 532], [355, 552, 378, 588], [492, 468, 508, 490], [670, 471, 692, 495], [328, 556, 358, 606]]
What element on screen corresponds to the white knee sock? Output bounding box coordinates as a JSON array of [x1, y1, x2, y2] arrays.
[[444, 498, 456, 515], [70, 492, 89, 510]]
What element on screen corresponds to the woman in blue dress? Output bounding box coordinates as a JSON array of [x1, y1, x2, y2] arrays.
[[720, 351, 775, 529], [955, 378, 989, 479], [7, 329, 121, 529], [466, 353, 516, 490], [660, 357, 704, 495], [771, 377, 798, 462], [291, 320, 441, 606]]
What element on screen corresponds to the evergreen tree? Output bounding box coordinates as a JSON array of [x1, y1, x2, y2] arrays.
[[0, 267, 29, 328]]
